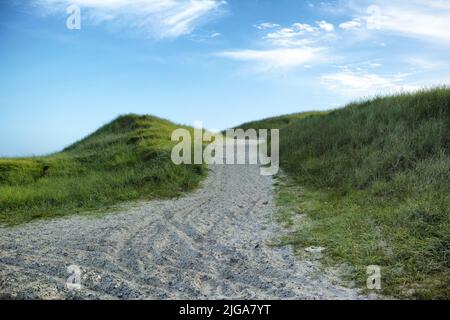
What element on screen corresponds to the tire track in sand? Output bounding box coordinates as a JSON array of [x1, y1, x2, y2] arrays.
[[0, 154, 365, 299]]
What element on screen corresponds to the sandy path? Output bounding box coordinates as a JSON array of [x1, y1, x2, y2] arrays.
[[0, 158, 364, 299]]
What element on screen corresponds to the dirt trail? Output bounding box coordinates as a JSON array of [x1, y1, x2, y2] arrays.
[[0, 158, 364, 299]]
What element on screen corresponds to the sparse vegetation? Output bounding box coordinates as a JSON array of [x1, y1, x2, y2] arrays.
[[241, 87, 450, 299], [0, 114, 205, 226]]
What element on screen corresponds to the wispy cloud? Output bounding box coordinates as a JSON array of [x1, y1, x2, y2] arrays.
[[255, 22, 280, 30], [339, 18, 362, 30], [32, 0, 227, 38], [218, 47, 325, 71], [339, 0, 450, 44], [322, 70, 418, 97], [265, 24, 317, 47], [218, 20, 333, 72]]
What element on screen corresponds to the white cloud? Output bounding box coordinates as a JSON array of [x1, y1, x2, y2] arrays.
[[322, 70, 418, 97], [316, 20, 334, 32], [219, 20, 335, 72], [339, 18, 362, 30], [292, 23, 317, 33], [262, 22, 322, 47], [265, 27, 315, 47], [219, 47, 325, 71], [369, 63, 382, 68], [375, 7, 450, 42], [32, 0, 227, 38], [340, 0, 450, 43], [256, 22, 280, 30]]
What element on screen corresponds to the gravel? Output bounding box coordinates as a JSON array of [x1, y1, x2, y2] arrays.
[[0, 159, 366, 300]]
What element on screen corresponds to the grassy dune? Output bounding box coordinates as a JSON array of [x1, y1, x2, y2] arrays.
[[234, 111, 326, 132], [242, 88, 450, 298], [0, 114, 205, 225]]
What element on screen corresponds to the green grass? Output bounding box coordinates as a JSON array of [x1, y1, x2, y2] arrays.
[[232, 111, 326, 132], [0, 114, 205, 226], [239, 87, 450, 299]]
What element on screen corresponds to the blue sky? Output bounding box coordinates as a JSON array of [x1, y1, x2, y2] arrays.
[[1, 0, 449, 156]]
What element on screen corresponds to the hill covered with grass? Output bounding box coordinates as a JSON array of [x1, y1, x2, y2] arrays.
[[233, 111, 326, 132], [0, 114, 205, 225], [239, 88, 450, 298]]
